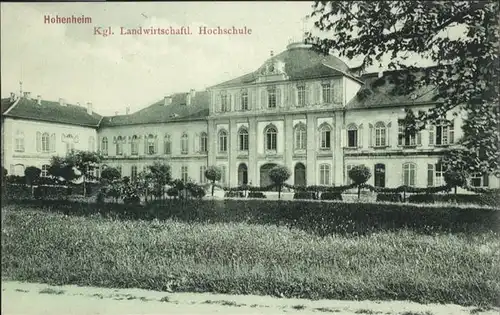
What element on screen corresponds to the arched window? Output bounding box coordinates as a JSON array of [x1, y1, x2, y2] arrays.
[[15, 130, 25, 152], [374, 122, 387, 147], [294, 123, 306, 150], [164, 134, 171, 154], [88, 136, 95, 152], [218, 130, 228, 152], [130, 135, 139, 155], [347, 124, 358, 148], [41, 164, 50, 177], [181, 133, 189, 154], [319, 124, 331, 149], [147, 134, 156, 155], [265, 125, 277, 151], [200, 132, 208, 152], [115, 136, 123, 155], [101, 137, 108, 156], [402, 162, 416, 187], [238, 127, 248, 151], [319, 164, 331, 185], [41, 132, 50, 152]]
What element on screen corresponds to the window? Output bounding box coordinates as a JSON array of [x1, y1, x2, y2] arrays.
[[42, 132, 50, 152], [218, 130, 228, 152], [131, 165, 138, 181], [181, 133, 189, 154], [347, 124, 358, 148], [89, 136, 95, 151], [164, 134, 171, 154], [265, 126, 277, 151], [322, 83, 331, 103], [471, 173, 489, 187], [402, 163, 416, 187], [41, 164, 50, 177], [15, 130, 25, 152], [398, 120, 421, 146], [200, 133, 208, 152], [435, 163, 446, 186], [346, 165, 354, 185], [294, 123, 306, 150], [116, 166, 122, 177], [241, 90, 248, 110], [268, 87, 277, 108], [66, 141, 74, 153], [101, 137, 108, 156], [319, 124, 331, 149], [238, 128, 249, 151], [116, 136, 123, 156], [319, 164, 330, 185], [433, 119, 454, 146], [221, 93, 229, 112], [220, 165, 226, 185], [374, 122, 387, 147], [200, 166, 207, 183], [131, 135, 139, 155], [181, 166, 188, 182], [146, 134, 157, 155], [374, 163, 386, 187], [297, 84, 306, 107]]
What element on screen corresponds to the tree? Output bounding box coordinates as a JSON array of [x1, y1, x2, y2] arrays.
[[205, 166, 222, 196], [147, 161, 172, 187], [307, 1, 500, 176], [24, 166, 41, 187], [65, 150, 102, 197], [48, 156, 77, 183], [268, 165, 291, 199], [444, 169, 468, 195], [348, 165, 372, 199], [100, 167, 121, 184]]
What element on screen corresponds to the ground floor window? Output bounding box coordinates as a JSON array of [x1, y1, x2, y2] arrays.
[[471, 173, 489, 187], [402, 163, 416, 187], [319, 164, 330, 185]]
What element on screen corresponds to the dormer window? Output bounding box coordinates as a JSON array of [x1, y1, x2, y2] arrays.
[[322, 83, 331, 103], [221, 92, 229, 112], [267, 87, 277, 108]]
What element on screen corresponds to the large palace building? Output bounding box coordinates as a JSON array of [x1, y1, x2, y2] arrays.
[[1, 42, 497, 190]]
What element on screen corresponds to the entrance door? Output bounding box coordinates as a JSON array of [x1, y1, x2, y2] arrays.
[[294, 163, 306, 187], [374, 163, 386, 187], [260, 163, 277, 188], [238, 163, 248, 186]]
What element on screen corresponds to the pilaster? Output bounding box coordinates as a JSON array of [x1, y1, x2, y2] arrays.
[[306, 113, 316, 185], [207, 119, 216, 166], [333, 112, 344, 186], [229, 119, 238, 187], [248, 117, 258, 185], [284, 115, 294, 184]]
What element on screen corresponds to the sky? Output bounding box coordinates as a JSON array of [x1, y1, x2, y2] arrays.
[[0, 2, 441, 116]]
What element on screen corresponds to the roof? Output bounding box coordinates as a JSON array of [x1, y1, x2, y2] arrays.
[[346, 69, 440, 109], [1, 98, 16, 115], [2, 97, 102, 127], [100, 91, 209, 127], [211, 43, 358, 88]]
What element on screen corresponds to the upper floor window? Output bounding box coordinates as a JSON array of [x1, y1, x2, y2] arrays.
[[430, 119, 454, 146], [319, 124, 332, 150], [238, 127, 249, 151], [398, 120, 421, 146], [297, 84, 306, 107], [265, 126, 277, 151], [131, 135, 139, 155], [101, 137, 108, 156], [41, 164, 50, 177], [268, 87, 277, 108], [15, 130, 25, 152], [374, 122, 387, 147], [116, 136, 124, 156], [319, 164, 331, 185], [146, 134, 157, 155], [42, 132, 50, 152], [36, 132, 55, 153], [347, 124, 358, 148], [218, 130, 228, 152], [402, 162, 416, 187], [294, 123, 306, 150], [200, 132, 208, 152], [322, 83, 331, 103], [88, 136, 95, 152], [164, 134, 171, 154], [221, 92, 229, 112], [241, 90, 249, 111], [181, 133, 189, 154], [181, 166, 189, 182]]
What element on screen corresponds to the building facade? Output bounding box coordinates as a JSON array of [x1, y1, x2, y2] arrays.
[[1, 42, 497, 190]]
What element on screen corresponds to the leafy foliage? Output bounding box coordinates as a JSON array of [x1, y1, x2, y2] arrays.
[[307, 1, 500, 176], [48, 156, 77, 182], [205, 166, 222, 196], [100, 167, 121, 183], [147, 161, 171, 187], [444, 169, 469, 194], [348, 165, 372, 199], [268, 165, 292, 199], [24, 166, 41, 186]]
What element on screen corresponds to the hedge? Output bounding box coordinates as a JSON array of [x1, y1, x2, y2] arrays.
[[5, 198, 499, 235], [320, 192, 343, 201], [293, 192, 316, 200], [408, 193, 499, 207], [376, 193, 403, 203]]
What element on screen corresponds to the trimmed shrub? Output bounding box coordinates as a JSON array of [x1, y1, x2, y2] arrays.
[[167, 187, 179, 198], [376, 193, 403, 203], [225, 191, 244, 198], [320, 192, 343, 200], [248, 192, 266, 198], [408, 194, 436, 204], [294, 192, 315, 200]]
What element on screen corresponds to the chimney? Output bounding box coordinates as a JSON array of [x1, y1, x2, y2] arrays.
[[37, 95, 42, 105], [164, 96, 172, 106], [270, 50, 274, 57], [10, 92, 15, 102], [126, 107, 130, 115], [59, 98, 66, 106], [86, 102, 93, 115], [23, 92, 31, 99]]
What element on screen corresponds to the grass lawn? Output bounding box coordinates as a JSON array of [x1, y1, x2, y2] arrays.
[[1, 204, 499, 307]]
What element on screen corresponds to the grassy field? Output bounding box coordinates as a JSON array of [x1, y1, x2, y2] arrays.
[[2, 204, 499, 307]]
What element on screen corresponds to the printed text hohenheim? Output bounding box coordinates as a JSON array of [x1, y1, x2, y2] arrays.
[[44, 15, 92, 24]]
